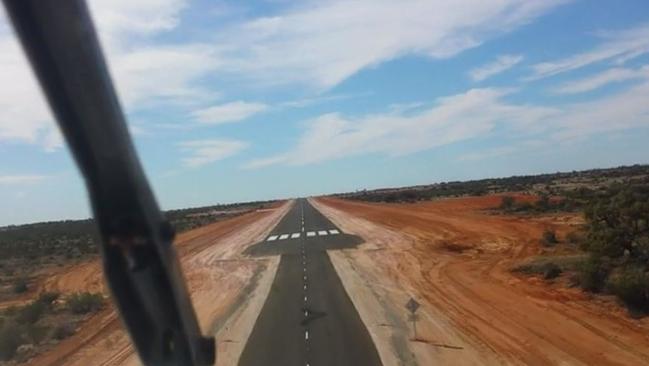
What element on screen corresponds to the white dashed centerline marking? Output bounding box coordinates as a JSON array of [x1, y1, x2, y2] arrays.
[[318, 230, 328, 236], [305, 331, 309, 340], [329, 229, 340, 235], [306, 231, 316, 237], [279, 234, 289, 240], [267, 235, 279, 241]]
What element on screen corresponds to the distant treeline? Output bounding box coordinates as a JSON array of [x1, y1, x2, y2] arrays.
[[336, 164, 649, 204], [0, 200, 275, 261]]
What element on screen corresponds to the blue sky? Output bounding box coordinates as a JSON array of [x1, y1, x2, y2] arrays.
[[1, 0, 649, 225]]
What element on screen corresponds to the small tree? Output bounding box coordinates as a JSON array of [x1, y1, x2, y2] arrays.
[[583, 185, 649, 260]]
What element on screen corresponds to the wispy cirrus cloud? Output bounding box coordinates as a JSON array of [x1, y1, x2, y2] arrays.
[[192, 101, 268, 125], [529, 23, 649, 80], [245, 80, 649, 168], [469, 54, 523, 81], [178, 139, 248, 168], [1, 0, 568, 150], [552, 65, 649, 94], [244, 88, 558, 167], [217, 0, 568, 89]]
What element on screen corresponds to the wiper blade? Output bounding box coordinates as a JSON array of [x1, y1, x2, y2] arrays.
[[1, 1, 215, 365]]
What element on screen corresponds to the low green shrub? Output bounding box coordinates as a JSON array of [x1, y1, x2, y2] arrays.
[[16, 301, 46, 324], [37, 291, 60, 307], [541, 262, 562, 280], [52, 324, 75, 340], [607, 266, 649, 312], [66, 292, 103, 314], [579, 256, 609, 293]]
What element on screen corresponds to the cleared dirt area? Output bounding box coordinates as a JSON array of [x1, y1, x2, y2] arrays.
[[23, 201, 290, 366], [314, 196, 649, 366]]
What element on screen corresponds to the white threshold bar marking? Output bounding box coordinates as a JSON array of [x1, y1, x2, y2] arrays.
[[291, 232, 301, 239], [329, 229, 340, 235], [318, 230, 328, 236], [267, 235, 278, 241], [306, 231, 316, 237], [279, 234, 289, 240]]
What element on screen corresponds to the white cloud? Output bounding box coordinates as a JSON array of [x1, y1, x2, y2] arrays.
[[245, 80, 649, 168], [551, 80, 649, 140], [469, 54, 523, 81], [457, 146, 519, 161], [552, 65, 649, 94], [0, 175, 47, 185], [178, 139, 248, 168], [0, 0, 220, 150], [217, 0, 567, 88], [0, 0, 568, 150], [244, 88, 558, 167], [192, 101, 268, 125], [529, 23, 649, 79]]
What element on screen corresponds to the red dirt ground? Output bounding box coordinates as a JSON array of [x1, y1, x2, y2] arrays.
[[22, 202, 288, 366], [316, 195, 649, 365]]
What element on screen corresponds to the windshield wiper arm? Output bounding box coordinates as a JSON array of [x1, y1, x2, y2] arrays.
[[1, 1, 215, 365]]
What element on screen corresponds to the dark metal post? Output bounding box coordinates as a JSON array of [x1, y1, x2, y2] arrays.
[[1, 1, 215, 365]]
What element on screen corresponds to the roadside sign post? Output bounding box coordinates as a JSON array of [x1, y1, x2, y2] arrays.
[[405, 298, 420, 340]]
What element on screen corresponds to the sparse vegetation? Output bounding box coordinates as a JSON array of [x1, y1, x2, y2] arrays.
[[606, 266, 649, 313], [338, 164, 649, 204], [541, 262, 562, 280], [52, 324, 75, 340], [513, 255, 585, 279], [0, 323, 23, 361], [578, 184, 649, 312], [578, 256, 610, 293], [0, 290, 104, 362], [66, 292, 104, 314], [15, 301, 46, 324], [12, 278, 28, 294]]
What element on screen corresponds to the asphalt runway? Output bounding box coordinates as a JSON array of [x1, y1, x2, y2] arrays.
[[239, 199, 382, 366]]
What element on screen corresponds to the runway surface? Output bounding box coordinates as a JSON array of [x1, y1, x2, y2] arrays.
[[239, 199, 382, 366]]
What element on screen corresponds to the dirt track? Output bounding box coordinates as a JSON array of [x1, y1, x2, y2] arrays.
[[27, 202, 290, 366], [314, 196, 649, 366]]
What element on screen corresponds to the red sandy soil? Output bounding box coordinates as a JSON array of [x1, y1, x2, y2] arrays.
[[22, 202, 289, 366], [315, 195, 649, 366]]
